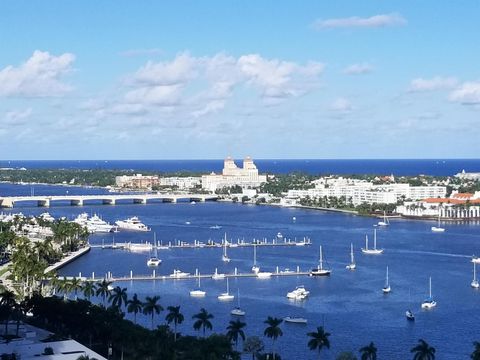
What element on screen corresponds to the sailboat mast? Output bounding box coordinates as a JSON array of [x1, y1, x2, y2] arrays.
[[350, 243, 354, 263], [253, 244, 257, 266], [319, 246, 323, 270], [474, 262, 477, 281], [373, 228, 377, 250], [429, 277, 432, 298], [386, 266, 389, 286], [226, 277, 229, 293], [365, 235, 369, 250]]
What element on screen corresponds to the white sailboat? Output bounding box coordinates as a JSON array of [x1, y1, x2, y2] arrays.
[[346, 243, 356, 270], [146, 233, 161, 267], [218, 278, 234, 301], [212, 267, 225, 280], [421, 277, 437, 309], [382, 266, 391, 293], [378, 211, 390, 227], [471, 255, 480, 264], [471, 262, 479, 289], [252, 244, 260, 274], [431, 212, 445, 232], [230, 289, 245, 316], [283, 316, 308, 324], [190, 273, 206, 297], [310, 245, 331, 276], [361, 228, 384, 255], [406, 288, 415, 321], [222, 233, 231, 262]]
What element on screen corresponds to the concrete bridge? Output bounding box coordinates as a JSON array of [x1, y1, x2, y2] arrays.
[[0, 193, 218, 208]]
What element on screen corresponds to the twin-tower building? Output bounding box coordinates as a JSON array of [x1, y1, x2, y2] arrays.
[[201, 157, 267, 192]]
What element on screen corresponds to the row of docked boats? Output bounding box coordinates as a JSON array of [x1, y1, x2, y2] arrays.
[[73, 213, 150, 233]]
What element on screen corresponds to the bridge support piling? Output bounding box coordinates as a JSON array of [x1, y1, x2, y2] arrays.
[[38, 199, 50, 207]]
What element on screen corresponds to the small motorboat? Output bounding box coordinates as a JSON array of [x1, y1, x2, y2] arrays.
[[283, 316, 307, 324], [405, 310, 415, 321]]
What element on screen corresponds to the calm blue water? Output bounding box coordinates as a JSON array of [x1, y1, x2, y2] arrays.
[[1, 159, 480, 176], [1, 183, 480, 359]]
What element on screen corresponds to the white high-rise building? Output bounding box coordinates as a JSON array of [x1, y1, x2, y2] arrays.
[[202, 157, 267, 192]]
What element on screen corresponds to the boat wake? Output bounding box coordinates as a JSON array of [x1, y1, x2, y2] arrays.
[[394, 249, 471, 259]]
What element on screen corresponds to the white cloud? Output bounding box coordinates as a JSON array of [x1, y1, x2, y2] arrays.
[[409, 76, 457, 92], [3, 108, 32, 125], [192, 100, 225, 118], [330, 98, 353, 112], [131, 53, 197, 86], [125, 84, 183, 106], [343, 63, 373, 75], [449, 82, 480, 104], [238, 54, 324, 100], [0, 50, 75, 97], [312, 13, 406, 29]]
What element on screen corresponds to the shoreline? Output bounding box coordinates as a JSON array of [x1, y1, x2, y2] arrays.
[[44, 245, 91, 274]]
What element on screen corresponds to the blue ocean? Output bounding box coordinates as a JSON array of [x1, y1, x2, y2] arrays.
[[1, 159, 480, 176]]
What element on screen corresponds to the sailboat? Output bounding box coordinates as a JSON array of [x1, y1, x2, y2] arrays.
[[222, 233, 231, 262], [382, 266, 391, 293], [431, 212, 445, 232], [406, 288, 415, 321], [421, 277, 437, 309], [147, 233, 161, 267], [190, 272, 206, 297], [471, 262, 479, 289], [346, 243, 356, 270], [361, 228, 384, 255], [252, 244, 260, 274], [378, 211, 390, 227], [212, 267, 225, 280], [230, 289, 245, 316], [310, 245, 331, 276], [218, 277, 234, 301]]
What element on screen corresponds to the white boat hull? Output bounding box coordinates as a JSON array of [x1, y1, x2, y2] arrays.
[[471, 280, 479, 289], [361, 249, 384, 255], [431, 226, 445, 232], [256, 272, 272, 278], [382, 286, 391, 293], [190, 290, 206, 297], [310, 269, 331, 276], [231, 308, 245, 316], [284, 317, 307, 324], [218, 293, 234, 301], [346, 263, 356, 270], [421, 301, 437, 309]]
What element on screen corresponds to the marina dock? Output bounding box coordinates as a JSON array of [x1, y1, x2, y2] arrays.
[[77, 266, 312, 283]]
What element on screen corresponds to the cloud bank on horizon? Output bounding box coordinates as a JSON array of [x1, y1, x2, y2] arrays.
[[0, 1, 478, 160]]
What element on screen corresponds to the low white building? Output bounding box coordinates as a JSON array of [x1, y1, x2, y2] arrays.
[[202, 157, 267, 192], [158, 176, 201, 189]]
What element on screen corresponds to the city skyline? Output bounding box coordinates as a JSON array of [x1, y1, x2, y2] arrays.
[[1, 1, 479, 160]]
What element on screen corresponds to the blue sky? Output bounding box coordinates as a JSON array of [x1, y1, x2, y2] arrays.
[[0, 1, 479, 159]]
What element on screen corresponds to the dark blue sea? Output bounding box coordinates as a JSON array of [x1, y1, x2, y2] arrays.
[[1, 159, 480, 176], [1, 183, 480, 359]]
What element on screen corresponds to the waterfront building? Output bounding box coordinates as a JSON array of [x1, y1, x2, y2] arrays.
[[455, 169, 480, 180], [158, 176, 201, 190], [286, 179, 446, 206], [115, 174, 159, 189], [201, 157, 267, 192]]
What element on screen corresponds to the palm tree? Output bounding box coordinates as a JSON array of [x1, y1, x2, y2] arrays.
[[411, 339, 436, 360], [82, 281, 96, 301], [471, 341, 480, 360], [0, 290, 16, 336], [108, 286, 127, 309], [142, 295, 163, 329], [263, 316, 283, 359], [359, 342, 377, 360], [165, 305, 184, 342], [226, 319, 246, 350], [69, 277, 83, 300], [126, 293, 143, 324], [243, 336, 264, 360], [192, 308, 214, 337], [76, 355, 98, 360], [307, 326, 331, 359], [95, 279, 112, 306], [58, 277, 72, 300]]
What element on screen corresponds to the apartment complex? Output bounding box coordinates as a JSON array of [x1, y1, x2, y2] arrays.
[[158, 176, 202, 189], [115, 174, 159, 189]]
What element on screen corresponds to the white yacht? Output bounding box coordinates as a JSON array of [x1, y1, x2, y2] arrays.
[[283, 316, 307, 324], [115, 216, 150, 231], [277, 232, 283, 240], [471, 262, 479, 289], [39, 212, 55, 222], [431, 213, 445, 232], [230, 289, 245, 316], [361, 228, 384, 255], [286, 285, 310, 300], [382, 266, 391, 293], [346, 243, 356, 270], [170, 269, 190, 278], [310, 245, 331, 276], [421, 277, 437, 309], [256, 271, 272, 279], [190, 273, 206, 297], [210, 225, 222, 230], [218, 278, 234, 301], [405, 310, 415, 321], [378, 211, 390, 227], [128, 242, 153, 252], [87, 214, 117, 233]]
